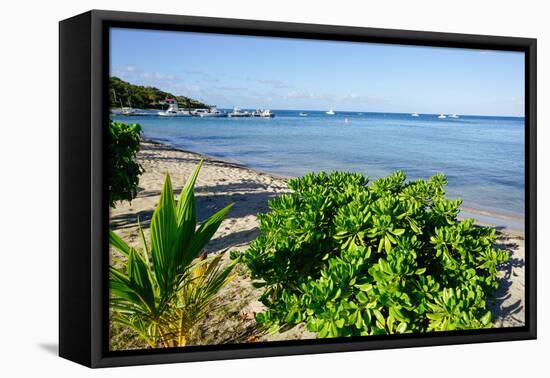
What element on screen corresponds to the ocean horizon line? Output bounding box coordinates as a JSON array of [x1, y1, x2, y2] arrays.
[[219, 109, 526, 118], [123, 106, 524, 119]]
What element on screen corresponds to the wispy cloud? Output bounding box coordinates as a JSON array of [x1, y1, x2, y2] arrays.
[[254, 78, 292, 89], [213, 85, 247, 92], [284, 90, 327, 100], [120, 64, 138, 72], [113, 65, 176, 83], [283, 90, 386, 105], [111, 65, 388, 109], [140, 72, 176, 81], [336, 93, 386, 105], [113, 65, 207, 98]]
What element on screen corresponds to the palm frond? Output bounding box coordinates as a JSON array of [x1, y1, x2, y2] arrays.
[[187, 203, 234, 262], [109, 162, 237, 349]]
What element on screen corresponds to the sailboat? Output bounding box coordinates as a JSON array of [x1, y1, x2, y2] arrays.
[[326, 109, 336, 115], [113, 88, 137, 115], [438, 114, 447, 119], [121, 107, 137, 116]]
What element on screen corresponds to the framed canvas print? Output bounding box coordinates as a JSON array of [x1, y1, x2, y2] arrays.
[[59, 10, 537, 368]]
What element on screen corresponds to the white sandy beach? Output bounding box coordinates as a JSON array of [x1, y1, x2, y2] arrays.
[[110, 140, 525, 349]]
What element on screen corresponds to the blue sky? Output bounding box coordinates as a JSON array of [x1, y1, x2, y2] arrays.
[[110, 28, 525, 116]]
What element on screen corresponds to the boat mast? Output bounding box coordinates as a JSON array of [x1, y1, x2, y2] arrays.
[[111, 88, 123, 108], [126, 88, 133, 108]]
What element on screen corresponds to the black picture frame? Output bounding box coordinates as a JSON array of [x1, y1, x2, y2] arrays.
[[59, 9, 537, 368]]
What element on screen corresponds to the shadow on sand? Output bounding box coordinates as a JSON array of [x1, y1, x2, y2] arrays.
[[487, 232, 525, 324], [110, 179, 284, 253]]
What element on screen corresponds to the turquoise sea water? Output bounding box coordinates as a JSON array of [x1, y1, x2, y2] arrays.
[[112, 110, 525, 228]]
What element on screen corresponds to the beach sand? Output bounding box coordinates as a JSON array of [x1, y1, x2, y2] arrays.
[[109, 140, 525, 349]]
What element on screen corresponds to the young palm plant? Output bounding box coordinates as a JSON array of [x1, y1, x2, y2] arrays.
[[109, 161, 237, 348]]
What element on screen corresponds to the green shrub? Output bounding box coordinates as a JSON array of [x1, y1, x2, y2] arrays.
[[239, 171, 508, 337], [109, 120, 144, 207], [110, 162, 237, 348]]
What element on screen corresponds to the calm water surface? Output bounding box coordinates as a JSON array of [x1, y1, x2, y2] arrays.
[[113, 110, 525, 226]]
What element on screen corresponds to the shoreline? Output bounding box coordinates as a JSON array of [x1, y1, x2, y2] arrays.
[[142, 137, 293, 181], [109, 139, 525, 350], [113, 108, 525, 119], [142, 137, 524, 234]]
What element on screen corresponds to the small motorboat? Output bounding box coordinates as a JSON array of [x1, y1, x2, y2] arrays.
[[299, 112, 308, 117], [438, 114, 447, 119], [326, 109, 336, 115], [449, 114, 459, 119], [411, 112, 420, 117]]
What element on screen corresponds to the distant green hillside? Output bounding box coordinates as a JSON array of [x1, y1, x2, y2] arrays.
[[110, 77, 209, 109]]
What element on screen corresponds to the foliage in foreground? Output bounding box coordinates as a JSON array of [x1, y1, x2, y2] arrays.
[[109, 120, 144, 207], [238, 171, 508, 337], [110, 162, 237, 348]]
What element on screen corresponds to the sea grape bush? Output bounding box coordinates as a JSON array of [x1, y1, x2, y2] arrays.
[[239, 171, 508, 337], [109, 120, 144, 207]]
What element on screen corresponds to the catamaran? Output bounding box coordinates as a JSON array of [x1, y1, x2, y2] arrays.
[[326, 109, 336, 115]]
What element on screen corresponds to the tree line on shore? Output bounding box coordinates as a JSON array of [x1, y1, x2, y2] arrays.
[[110, 76, 209, 110]]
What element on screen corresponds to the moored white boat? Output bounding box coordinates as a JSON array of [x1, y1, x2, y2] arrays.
[[254, 109, 275, 118], [228, 107, 252, 117], [411, 112, 420, 117], [449, 114, 459, 118], [299, 112, 308, 117], [120, 107, 137, 115], [438, 114, 447, 119], [158, 101, 191, 117], [326, 109, 336, 115], [198, 107, 226, 117]]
